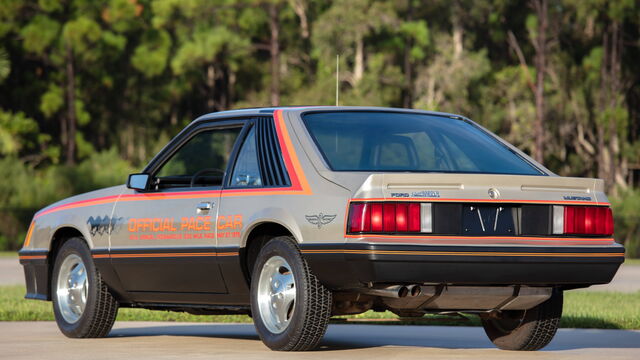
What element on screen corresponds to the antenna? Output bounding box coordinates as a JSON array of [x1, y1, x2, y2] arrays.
[[335, 54, 339, 106]]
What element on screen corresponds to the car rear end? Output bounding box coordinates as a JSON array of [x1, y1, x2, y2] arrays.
[[296, 108, 624, 316], [342, 173, 622, 288]]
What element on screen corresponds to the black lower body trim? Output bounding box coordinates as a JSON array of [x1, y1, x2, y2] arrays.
[[301, 243, 625, 289], [18, 249, 50, 300], [91, 246, 248, 305], [129, 302, 250, 315]]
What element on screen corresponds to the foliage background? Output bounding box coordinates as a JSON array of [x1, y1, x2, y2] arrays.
[[0, 0, 639, 256]]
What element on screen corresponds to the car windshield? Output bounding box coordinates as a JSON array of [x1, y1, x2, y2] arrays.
[[303, 111, 544, 175]]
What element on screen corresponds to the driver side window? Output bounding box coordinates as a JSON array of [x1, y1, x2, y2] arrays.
[[155, 127, 242, 188]]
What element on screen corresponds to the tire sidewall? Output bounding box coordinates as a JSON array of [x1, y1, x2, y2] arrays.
[[250, 237, 309, 350], [51, 237, 101, 337], [482, 290, 563, 351], [482, 309, 538, 349]]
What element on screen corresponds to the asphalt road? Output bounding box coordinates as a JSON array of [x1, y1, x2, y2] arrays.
[[3, 257, 640, 292], [2, 258, 639, 359], [584, 264, 640, 292], [0, 257, 22, 286], [1, 322, 639, 360]]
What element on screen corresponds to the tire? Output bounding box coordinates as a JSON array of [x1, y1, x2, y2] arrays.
[[250, 236, 332, 351], [51, 237, 119, 338], [481, 290, 563, 351]]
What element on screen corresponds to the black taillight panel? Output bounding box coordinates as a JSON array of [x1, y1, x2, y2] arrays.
[[432, 203, 462, 235], [520, 205, 552, 236]]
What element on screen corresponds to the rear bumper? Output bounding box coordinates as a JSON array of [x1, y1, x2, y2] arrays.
[[302, 243, 625, 290]]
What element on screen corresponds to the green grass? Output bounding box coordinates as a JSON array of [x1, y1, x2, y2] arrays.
[[0, 251, 17, 258], [624, 258, 640, 265], [0, 285, 251, 323], [560, 291, 640, 329], [334, 291, 640, 329], [1, 285, 639, 329]]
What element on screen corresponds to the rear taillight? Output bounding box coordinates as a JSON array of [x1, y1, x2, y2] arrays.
[[561, 206, 614, 236], [348, 202, 429, 233]]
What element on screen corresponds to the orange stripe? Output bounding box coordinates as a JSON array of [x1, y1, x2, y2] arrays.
[[221, 189, 309, 197], [350, 198, 609, 206], [345, 234, 614, 242], [35, 110, 312, 219], [384, 240, 612, 246], [217, 252, 239, 257], [300, 249, 624, 257], [47, 192, 601, 217], [344, 238, 614, 246], [18, 255, 46, 260], [23, 221, 35, 247], [109, 252, 216, 258], [272, 109, 312, 194], [92, 252, 238, 259]]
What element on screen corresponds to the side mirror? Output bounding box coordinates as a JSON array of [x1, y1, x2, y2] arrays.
[[127, 173, 150, 191]]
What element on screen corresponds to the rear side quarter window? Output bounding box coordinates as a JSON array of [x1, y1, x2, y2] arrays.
[[230, 126, 262, 187], [227, 117, 291, 188]]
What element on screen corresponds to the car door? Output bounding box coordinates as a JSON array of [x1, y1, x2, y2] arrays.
[[109, 120, 245, 299]]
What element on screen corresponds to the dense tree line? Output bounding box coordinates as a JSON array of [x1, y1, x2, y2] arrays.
[[0, 0, 639, 255]]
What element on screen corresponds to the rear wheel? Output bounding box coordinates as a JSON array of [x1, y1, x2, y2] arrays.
[[250, 236, 332, 351], [481, 290, 563, 351], [52, 237, 118, 338]]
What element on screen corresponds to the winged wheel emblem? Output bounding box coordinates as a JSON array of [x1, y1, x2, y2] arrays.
[[305, 213, 337, 229]]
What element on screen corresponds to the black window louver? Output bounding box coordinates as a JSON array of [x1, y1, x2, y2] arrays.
[[255, 117, 291, 187]]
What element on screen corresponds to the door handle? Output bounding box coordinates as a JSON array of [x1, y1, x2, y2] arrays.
[[196, 201, 213, 213]]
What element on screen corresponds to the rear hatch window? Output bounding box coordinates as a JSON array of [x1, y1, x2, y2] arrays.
[[303, 111, 543, 175]]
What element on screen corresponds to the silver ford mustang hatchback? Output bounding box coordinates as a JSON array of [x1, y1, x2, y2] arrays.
[[19, 107, 624, 351]]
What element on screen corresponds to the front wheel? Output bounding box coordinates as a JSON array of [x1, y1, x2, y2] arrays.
[[52, 237, 119, 338], [481, 290, 563, 351], [250, 236, 332, 351]]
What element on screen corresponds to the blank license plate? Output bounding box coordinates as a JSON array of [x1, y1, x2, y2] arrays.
[[461, 205, 515, 235]]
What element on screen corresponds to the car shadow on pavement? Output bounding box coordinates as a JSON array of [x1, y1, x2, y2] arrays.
[[109, 324, 260, 342], [108, 324, 640, 352], [109, 324, 376, 351]]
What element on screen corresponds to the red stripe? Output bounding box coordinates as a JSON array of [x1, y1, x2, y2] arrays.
[[301, 249, 624, 258], [274, 109, 303, 190], [350, 198, 609, 206], [34, 110, 311, 219], [347, 237, 614, 246], [345, 234, 614, 241]]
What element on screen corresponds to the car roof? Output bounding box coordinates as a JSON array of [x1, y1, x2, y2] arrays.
[[192, 106, 466, 123]]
